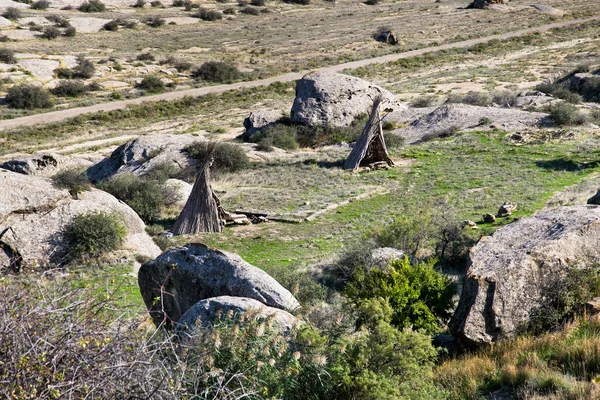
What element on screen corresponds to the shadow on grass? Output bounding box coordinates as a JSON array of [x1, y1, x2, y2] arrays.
[[535, 158, 600, 172]]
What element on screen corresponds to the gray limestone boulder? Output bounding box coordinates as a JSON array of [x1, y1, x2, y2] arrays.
[[450, 205, 600, 348], [0, 153, 92, 177], [0, 169, 161, 269], [290, 71, 405, 127], [138, 243, 300, 328], [243, 109, 282, 140], [177, 296, 297, 335], [86, 134, 198, 182], [371, 247, 405, 268]]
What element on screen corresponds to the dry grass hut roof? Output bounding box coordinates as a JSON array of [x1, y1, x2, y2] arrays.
[[171, 143, 224, 235], [343, 96, 394, 171]]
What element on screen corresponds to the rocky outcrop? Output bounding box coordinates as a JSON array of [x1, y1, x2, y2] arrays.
[[374, 30, 398, 45], [450, 206, 600, 348], [177, 296, 297, 335], [387, 103, 547, 144], [86, 134, 198, 182], [138, 243, 300, 328], [243, 109, 282, 140], [290, 71, 405, 127], [371, 247, 405, 268], [467, 0, 507, 9], [0, 153, 92, 176], [0, 169, 161, 269]]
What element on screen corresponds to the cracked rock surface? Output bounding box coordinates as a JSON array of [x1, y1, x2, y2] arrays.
[[450, 205, 600, 348]]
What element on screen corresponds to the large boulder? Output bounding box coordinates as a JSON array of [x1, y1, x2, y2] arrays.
[[0, 169, 161, 269], [243, 109, 282, 140], [177, 296, 297, 335], [86, 134, 198, 182], [450, 206, 600, 348], [138, 243, 300, 328], [0, 153, 92, 177], [290, 71, 405, 127]]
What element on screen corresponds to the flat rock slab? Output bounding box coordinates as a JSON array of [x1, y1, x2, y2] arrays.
[[530, 4, 564, 15], [389, 103, 547, 144], [68, 17, 112, 33], [0, 16, 13, 27], [2, 30, 38, 41], [450, 205, 600, 348], [138, 243, 300, 328], [18, 59, 60, 81], [164, 17, 199, 25]]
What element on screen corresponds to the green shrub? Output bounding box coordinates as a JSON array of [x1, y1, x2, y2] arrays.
[[133, 0, 145, 6], [159, 56, 192, 71], [191, 61, 242, 82], [150, 0, 162, 5], [547, 102, 587, 126], [52, 80, 90, 97], [31, 0, 50, 9], [346, 256, 455, 334], [46, 14, 69, 26], [536, 82, 582, 104], [97, 173, 180, 223], [3, 7, 22, 20], [136, 52, 155, 62], [184, 141, 249, 173], [145, 15, 165, 27], [253, 124, 299, 150], [222, 7, 235, 14], [78, 0, 106, 12], [64, 25, 77, 36], [383, 132, 404, 150], [581, 77, 600, 103], [0, 49, 16, 64], [103, 19, 119, 30], [52, 167, 92, 197], [410, 95, 437, 108], [240, 5, 259, 14], [192, 7, 222, 20], [41, 26, 61, 39], [492, 90, 517, 107], [6, 84, 54, 109], [64, 211, 126, 259], [136, 75, 165, 93], [56, 56, 95, 79]]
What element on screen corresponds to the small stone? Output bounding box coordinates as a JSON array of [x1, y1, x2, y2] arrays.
[[497, 201, 517, 218], [483, 214, 496, 223]]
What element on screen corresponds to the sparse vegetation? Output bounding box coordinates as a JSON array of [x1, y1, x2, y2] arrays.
[[41, 26, 61, 40], [145, 15, 166, 27], [0, 49, 17, 64], [136, 52, 156, 62], [52, 80, 98, 97], [6, 84, 54, 109], [192, 8, 223, 21], [3, 7, 22, 20], [78, 0, 106, 12], [31, 0, 50, 9], [184, 141, 249, 173], [240, 5, 260, 15], [191, 61, 243, 82], [98, 173, 180, 223], [136, 75, 165, 93], [64, 211, 126, 260], [52, 167, 92, 197], [546, 102, 587, 126], [55, 56, 95, 79]]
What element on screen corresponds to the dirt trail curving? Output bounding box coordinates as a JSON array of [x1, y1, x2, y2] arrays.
[[0, 16, 598, 132]]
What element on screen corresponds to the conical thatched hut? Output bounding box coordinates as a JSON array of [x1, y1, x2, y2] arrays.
[[343, 96, 394, 171], [171, 144, 224, 235]]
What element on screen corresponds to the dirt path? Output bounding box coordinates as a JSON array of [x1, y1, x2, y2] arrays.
[[1, 16, 597, 132]]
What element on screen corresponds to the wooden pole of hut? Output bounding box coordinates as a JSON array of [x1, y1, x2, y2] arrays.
[[171, 143, 224, 235], [343, 95, 394, 171]]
